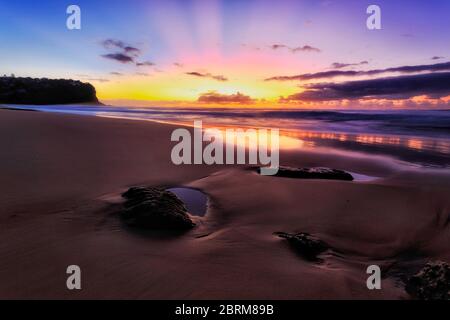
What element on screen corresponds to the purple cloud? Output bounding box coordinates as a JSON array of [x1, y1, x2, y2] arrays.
[[101, 53, 135, 64], [186, 72, 228, 82], [266, 61, 450, 81], [136, 61, 155, 67], [280, 72, 450, 102], [270, 44, 321, 53], [331, 61, 369, 69]]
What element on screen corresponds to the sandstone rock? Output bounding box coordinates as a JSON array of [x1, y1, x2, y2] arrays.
[[256, 166, 354, 181], [121, 187, 196, 230], [405, 261, 450, 300], [274, 232, 328, 259]]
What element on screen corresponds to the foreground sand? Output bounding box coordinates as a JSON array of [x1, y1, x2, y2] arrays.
[[0, 109, 449, 299]]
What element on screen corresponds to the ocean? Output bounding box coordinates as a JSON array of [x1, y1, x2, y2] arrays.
[[3, 105, 450, 167]]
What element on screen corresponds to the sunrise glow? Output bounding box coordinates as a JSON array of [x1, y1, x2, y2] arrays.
[[1, 0, 449, 109]]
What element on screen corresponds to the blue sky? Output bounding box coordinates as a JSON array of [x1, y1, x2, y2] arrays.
[[0, 0, 449, 108]]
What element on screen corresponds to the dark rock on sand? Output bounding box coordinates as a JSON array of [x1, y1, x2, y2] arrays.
[[405, 261, 450, 300], [274, 232, 329, 260], [256, 166, 354, 181], [0, 76, 99, 105], [121, 186, 196, 230]]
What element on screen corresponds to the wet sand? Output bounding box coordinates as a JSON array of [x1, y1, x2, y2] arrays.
[[0, 109, 449, 299]]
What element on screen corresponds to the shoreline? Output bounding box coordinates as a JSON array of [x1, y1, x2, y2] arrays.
[[0, 108, 449, 299], [2, 104, 449, 169]]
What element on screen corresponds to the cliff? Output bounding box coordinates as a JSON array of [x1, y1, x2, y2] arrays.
[[0, 77, 99, 105]]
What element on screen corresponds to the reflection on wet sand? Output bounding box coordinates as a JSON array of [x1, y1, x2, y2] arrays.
[[98, 114, 450, 167], [282, 130, 450, 155], [159, 119, 450, 167], [4, 105, 448, 167], [279, 129, 450, 167]]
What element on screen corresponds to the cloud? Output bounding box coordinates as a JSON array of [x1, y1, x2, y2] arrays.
[[102, 39, 126, 49], [270, 43, 321, 54], [331, 61, 369, 69], [110, 72, 123, 76], [85, 78, 110, 83], [123, 46, 140, 56], [270, 44, 288, 50], [102, 39, 141, 56], [173, 62, 184, 68], [101, 53, 135, 64], [135, 72, 150, 77], [100, 38, 153, 66], [198, 91, 255, 104], [186, 72, 228, 82], [265, 61, 450, 81], [136, 61, 155, 67], [291, 45, 321, 53], [431, 56, 444, 60], [279, 72, 450, 102], [75, 74, 110, 82]]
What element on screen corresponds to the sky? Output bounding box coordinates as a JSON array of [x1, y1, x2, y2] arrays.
[[0, 0, 449, 109]]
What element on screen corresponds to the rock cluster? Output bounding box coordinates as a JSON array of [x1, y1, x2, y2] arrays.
[[121, 187, 196, 230], [405, 261, 450, 300], [256, 166, 354, 181], [274, 232, 329, 260]]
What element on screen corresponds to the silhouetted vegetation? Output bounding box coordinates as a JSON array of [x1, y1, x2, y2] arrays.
[[0, 76, 98, 104]]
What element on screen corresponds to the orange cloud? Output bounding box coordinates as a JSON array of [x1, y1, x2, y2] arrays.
[[197, 91, 255, 104]]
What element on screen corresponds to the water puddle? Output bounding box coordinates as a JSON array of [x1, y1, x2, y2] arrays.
[[348, 172, 380, 182], [167, 187, 208, 217]]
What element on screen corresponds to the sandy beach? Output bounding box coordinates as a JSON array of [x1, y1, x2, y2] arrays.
[[0, 108, 449, 299]]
